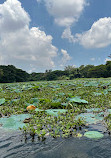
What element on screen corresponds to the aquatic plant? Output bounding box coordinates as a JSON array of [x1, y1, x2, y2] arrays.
[[0, 78, 110, 140], [84, 131, 104, 139]]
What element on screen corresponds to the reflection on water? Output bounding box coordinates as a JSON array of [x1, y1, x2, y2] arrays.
[[0, 125, 111, 158]]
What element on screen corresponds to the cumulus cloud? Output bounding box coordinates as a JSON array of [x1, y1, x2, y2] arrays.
[[0, 0, 58, 72], [43, 0, 87, 27], [37, 0, 87, 41], [76, 17, 111, 48], [60, 49, 71, 67], [62, 27, 75, 42], [0, 0, 30, 32]]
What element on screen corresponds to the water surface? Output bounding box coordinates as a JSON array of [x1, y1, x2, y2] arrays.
[[0, 123, 111, 158]]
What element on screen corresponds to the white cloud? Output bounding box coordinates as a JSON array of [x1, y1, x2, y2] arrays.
[[43, 0, 87, 27], [0, 0, 58, 72], [90, 58, 95, 61], [37, 0, 87, 41], [0, 0, 30, 33], [76, 17, 111, 48], [62, 27, 75, 42], [60, 49, 71, 67]]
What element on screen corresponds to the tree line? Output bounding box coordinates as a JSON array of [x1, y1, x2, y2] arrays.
[[0, 61, 111, 83]]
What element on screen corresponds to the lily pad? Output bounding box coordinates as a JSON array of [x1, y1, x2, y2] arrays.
[[46, 109, 67, 117], [0, 98, 5, 105], [30, 98, 39, 103], [84, 131, 104, 139], [86, 108, 101, 113], [84, 82, 98, 87], [103, 90, 108, 95], [108, 88, 111, 92], [0, 114, 31, 130], [61, 103, 68, 107], [76, 113, 104, 124], [13, 89, 21, 93], [69, 97, 88, 104], [107, 109, 111, 113], [93, 92, 102, 96], [35, 108, 44, 112]]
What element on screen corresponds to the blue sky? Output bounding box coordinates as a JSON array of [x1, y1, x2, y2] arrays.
[[0, 0, 111, 73]]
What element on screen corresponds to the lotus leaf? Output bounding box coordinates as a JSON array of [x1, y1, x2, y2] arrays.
[[30, 98, 39, 103], [108, 88, 111, 92], [107, 109, 111, 113], [102, 89, 108, 95], [13, 89, 21, 93], [46, 109, 67, 116], [57, 93, 65, 96], [11, 99, 20, 103], [84, 82, 98, 87], [69, 97, 88, 104], [0, 114, 30, 130], [0, 98, 5, 105], [86, 108, 101, 113], [35, 108, 44, 112], [93, 92, 102, 96], [52, 98, 61, 103], [61, 103, 68, 106], [84, 131, 104, 139], [76, 113, 103, 124]]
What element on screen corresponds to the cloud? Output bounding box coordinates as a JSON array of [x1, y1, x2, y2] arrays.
[[76, 17, 111, 48], [37, 0, 87, 41], [90, 58, 95, 61], [0, 0, 58, 72], [0, 0, 30, 32], [60, 49, 71, 67], [43, 0, 87, 27], [62, 27, 75, 42]]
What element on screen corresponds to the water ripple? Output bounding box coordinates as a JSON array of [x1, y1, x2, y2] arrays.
[[0, 129, 111, 158]]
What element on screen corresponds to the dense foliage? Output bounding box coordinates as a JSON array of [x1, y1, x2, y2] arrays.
[[0, 65, 29, 83], [0, 78, 111, 140], [0, 61, 111, 83]]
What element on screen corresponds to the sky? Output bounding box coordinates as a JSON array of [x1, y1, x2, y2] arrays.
[[0, 0, 111, 73]]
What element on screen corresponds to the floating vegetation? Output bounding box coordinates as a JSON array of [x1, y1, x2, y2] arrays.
[[76, 112, 104, 125], [0, 78, 111, 140], [84, 131, 104, 139], [68, 96, 88, 104], [45, 109, 67, 116], [0, 98, 5, 105], [0, 114, 31, 130], [20, 110, 85, 140]]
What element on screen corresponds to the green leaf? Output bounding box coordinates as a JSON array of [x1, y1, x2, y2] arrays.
[[46, 109, 67, 116], [0, 114, 31, 130], [35, 108, 44, 112], [84, 131, 104, 139], [93, 92, 102, 96], [69, 97, 88, 104], [0, 98, 5, 105], [30, 98, 39, 103]]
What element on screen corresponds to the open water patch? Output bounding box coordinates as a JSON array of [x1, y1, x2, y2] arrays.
[[0, 129, 111, 158]]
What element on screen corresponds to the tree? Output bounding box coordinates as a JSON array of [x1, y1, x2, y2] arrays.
[[106, 61, 111, 77], [87, 65, 107, 78], [79, 65, 94, 78]]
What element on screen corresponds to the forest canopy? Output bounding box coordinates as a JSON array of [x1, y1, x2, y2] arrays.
[[0, 61, 111, 83]]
